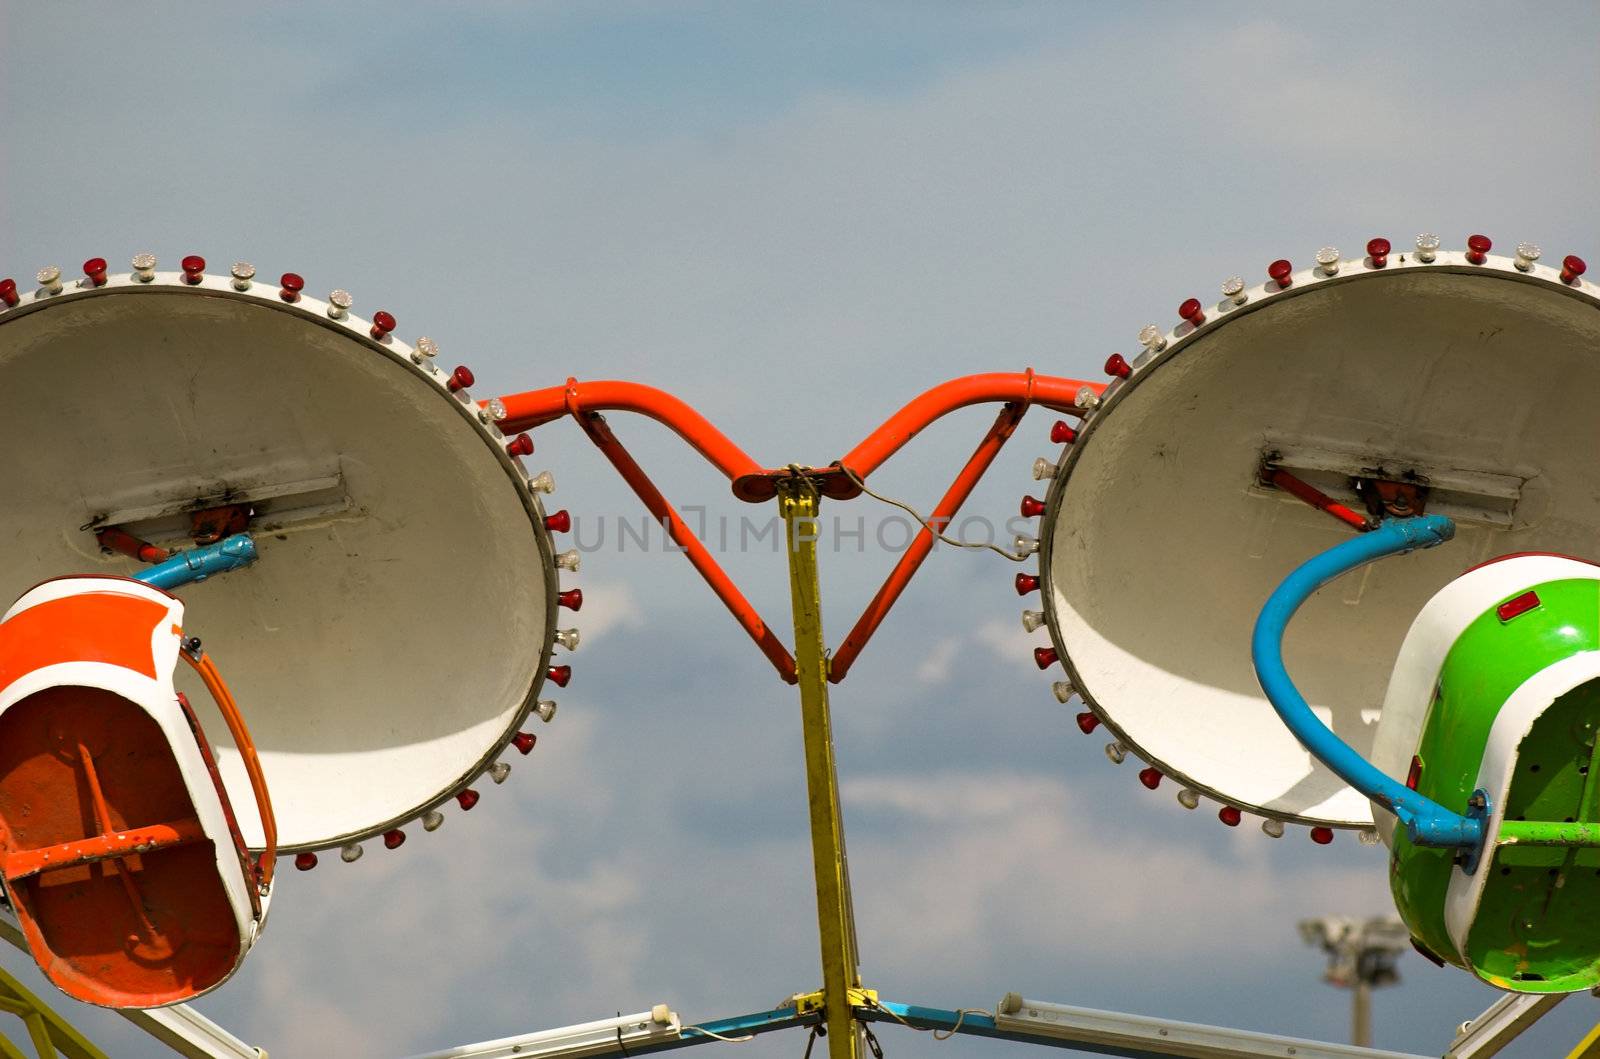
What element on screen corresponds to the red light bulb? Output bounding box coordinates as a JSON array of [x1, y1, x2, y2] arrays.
[[1466, 234, 1492, 264], [1033, 646, 1058, 669], [1075, 711, 1099, 735], [546, 509, 572, 533], [558, 588, 583, 611], [512, 731, 537, 755], [1138, 766, 1162, 790], [1015, 572, 1039, 595], [370, 310, 397, 340], [1104, 353, 1131, 379], [1178, 298, 1205, 326], [279, 272, 305, 302], [1218, 806, 1242, 827], [456, 789, 481, 811], [1310, 826, 1334, 845], [294, 851, 318, 871], [1562, 255, 1588, 285], [547, 664, 572, 687], [1050, 420, 1077, 444], [181, 255, 205, 284], [1268, 259, 1293, 288], [383, 829, 406, 850], [447, 365, 475, 392], [1365, 238, 1390, 268], [506, 433, 535, 457], [82, 257, 108, 286], [0, 278, 18, 307], [1020, 495, 1045, 518]]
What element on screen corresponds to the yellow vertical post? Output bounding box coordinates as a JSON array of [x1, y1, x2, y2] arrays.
[[778, 478, 861, 1059], [0, 962, 110, 1059]]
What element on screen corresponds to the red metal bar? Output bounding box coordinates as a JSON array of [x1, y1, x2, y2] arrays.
[[840, 372, 1102, 480], [497, 380, 765, 484], [1263, 467, 1372, 532], [95, 526, 171, 564], [828, 402, 1028, 682], [575, 411, 798, 683]]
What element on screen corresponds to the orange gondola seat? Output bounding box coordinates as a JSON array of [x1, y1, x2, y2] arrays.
[[0, 576, 275, 1008]]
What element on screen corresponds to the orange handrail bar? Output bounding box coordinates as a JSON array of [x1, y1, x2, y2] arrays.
[[183, 651, 278, 888]]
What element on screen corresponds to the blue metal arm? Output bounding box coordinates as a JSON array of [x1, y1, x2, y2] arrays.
[[134, 534, 258, 591], [1250, 516, 1484, 849]]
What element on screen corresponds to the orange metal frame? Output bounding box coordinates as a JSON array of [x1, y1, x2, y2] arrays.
[[494, 372, 1101, 683]]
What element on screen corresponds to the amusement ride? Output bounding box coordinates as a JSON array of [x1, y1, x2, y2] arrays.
[[0, 234, 1597, 1057]]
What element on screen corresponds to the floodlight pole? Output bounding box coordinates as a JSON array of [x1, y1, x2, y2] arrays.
[[778, 476, 864, 1059]]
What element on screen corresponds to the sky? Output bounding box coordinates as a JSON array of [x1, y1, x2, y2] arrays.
[[2, 2, 1600, 1057]]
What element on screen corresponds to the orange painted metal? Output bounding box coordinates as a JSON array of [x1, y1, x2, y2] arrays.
[[0, 686, 243, 1007], [839, 372, 1101, 479], [498, 379, 765, 483], [575, 411, 799, 683], [490, 371, 1104, 684], [95, 526, 172, 564], [1262, 467, 1372, 532], [183, 651, 277, 887], [828, 401, 1029, 683]]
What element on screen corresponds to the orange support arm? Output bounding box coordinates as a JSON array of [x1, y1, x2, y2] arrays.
[[497, 379, 765, 484]]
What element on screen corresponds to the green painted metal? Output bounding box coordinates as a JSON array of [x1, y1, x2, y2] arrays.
[[1389, 578, 1600, 990]]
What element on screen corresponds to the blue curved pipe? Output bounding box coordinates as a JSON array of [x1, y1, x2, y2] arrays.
[[1251, 516, 1484, 849], [134, 534, 258, 591]]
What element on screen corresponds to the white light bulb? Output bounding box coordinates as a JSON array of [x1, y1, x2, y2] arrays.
[[1514, 243, 1541, 271], [1032, 457, 1056, 481], [1357, 828, 1380, 846], [555, 627, 580, 651], [1021, 610, 1045, 632], [1051, 680, 1075, 703], [489, 761, 511, 784], [555, 549, 581, 572], [1013, 535, 1039, 556], [534, 700, 557, 723], [131, 253, 157, 282], [1177, 788, 1199, 810], [412, 336, 439, 365], [1137, 324, 1166, 353], [529, 470, 556, 494], [1104, 742, 1127, 765], [1315, 247, 1340, 276], [1221, 276, 1246, 306], [1261, 819, 1285, 839], [35, 266, 62, 296], [1074, 386, 1100, 410], [422, 810, 444, 832], [341, 843, 364, 863], [327, 289, 353, 320], [1415, 233, 1440, 263], [230, 262, 255, 290]]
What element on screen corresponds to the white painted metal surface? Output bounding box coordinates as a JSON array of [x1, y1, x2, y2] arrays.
[[1040, 249, 1600, 828], [0, 267, 562, 852], [994, 994, 1429, 1058], [404, 1006, 681, 1059], [1443, 991, 1566, 1058]]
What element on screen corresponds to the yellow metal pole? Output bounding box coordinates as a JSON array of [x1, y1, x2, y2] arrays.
[[1567, 1022, 1600, 1059], [0, 963, 109, 1059], [779, 478, 862, 1059]]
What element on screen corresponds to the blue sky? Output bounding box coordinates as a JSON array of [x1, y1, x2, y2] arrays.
[[2, 2, 1599, 1056]]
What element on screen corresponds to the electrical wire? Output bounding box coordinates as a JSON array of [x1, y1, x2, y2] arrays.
[[859, 997, 990, 1042], [681, 1024, 756, 1044], [835, 464, 1031, 562]]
